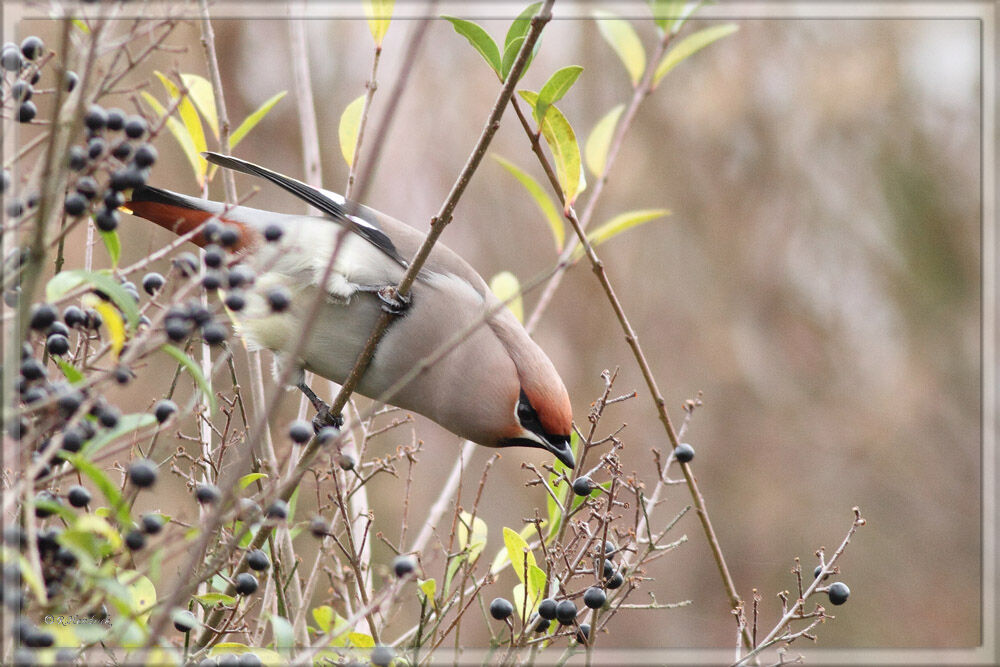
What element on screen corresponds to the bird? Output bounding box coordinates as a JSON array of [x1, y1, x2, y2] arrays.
[[125, 152, 576, 468]]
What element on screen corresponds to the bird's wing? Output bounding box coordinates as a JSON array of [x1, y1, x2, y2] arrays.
[[202, 151, 407, 267]]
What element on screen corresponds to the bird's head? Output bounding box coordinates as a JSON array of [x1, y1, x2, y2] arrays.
[[497, 383, 575, 469]]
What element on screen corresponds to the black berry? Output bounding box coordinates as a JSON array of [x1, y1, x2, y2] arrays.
[[309, 515, 328, 537], [67, 485, 91, 507], [203, 245, 224, 269], [132, 143, 157, 168], [827, 582, 850, 605], [153, 399, 177, 423], [370, 646, 393, 667], [583, 586, 606, 609], [674, 442, 695, 463], [265, 499, 288, 520], [576, 623, 591, 644], [246, 549, 270, 571], [123, 115, 147, 139], [11, 80, 32, 101], [83, 105, 107, 131], [555, 599, 577, 625], [572, 476, 593, 496], [223, 291, 245, 312], [46, 333, 70, 355], [218, 226, 240, 248], [173, 610, 196, 633], [489, 597, 514, 620], [234, 572, 258, 595], [125, 529, 145, 551], [606, 571, 624, 590], [20, 36, 44, 60], [128, 459, 157, 488], [263, 224, 283, 242], [141, 514, 164, 535], [17, 101, 36, 123], [63, 71, 78, 92], [538, 598, 557, 620], [29, 303, 57, 330], [95, 208, 119, 232], [392, 555, 415, 578], [67, 146, 88, 171], [201, 322, 227, 346], [142, 272, 165, 295], [288, 420, 312, 444], [97, 404, 120, 428], [64, 193, 87, 217], [266, 286, 291, 312], [195, 483, 221, 504]]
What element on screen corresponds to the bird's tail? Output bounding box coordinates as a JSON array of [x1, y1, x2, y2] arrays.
[[125, 185, 253, 250]]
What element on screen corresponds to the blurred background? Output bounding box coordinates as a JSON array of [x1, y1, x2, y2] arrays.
[[14, 0, 985, 658]]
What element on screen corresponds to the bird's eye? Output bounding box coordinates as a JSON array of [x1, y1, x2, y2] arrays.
[[517, 400, 535, 422]]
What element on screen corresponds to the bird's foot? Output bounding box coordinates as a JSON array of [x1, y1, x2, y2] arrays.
[[312, 406, 344, 433], [295, 380, 344, 431], [377, 286, 411, 315]]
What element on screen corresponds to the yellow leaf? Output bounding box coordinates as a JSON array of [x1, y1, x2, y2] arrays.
[[584, 104, 624, 177], [594, 10, 646, 86], [181, 73, 219, 141], [489, 271, 523, 323], [84, 295, 126, 359], [654, 24, 739, 87], [338, 95, 366, 167], [155, 71, 208, 186], [493, 155, 564, 251], [363, 0, 394, 46]]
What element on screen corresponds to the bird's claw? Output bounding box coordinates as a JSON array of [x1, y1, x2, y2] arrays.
[[377, 286, 411, 315], [312, 406, 344, 433]]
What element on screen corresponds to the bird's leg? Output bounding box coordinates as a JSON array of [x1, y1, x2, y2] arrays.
[[376, 285, 411, 315], [295, 380, 344, 432]]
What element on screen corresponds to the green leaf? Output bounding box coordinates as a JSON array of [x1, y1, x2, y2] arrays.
[[55, 359, 85, 384], [502, 526, 536, 585], [535, 66, 584, 124], [46, 269, 140, 328], [79, 413, 157, 458], [162, 343, 216, 413], [69, 454, 132, 528], [230, 91, 287, 149], [505, 2, 541, 52], [194, 592, 237, 608], [418, 578, 437, 609], [518, 91, 583, 206], [670, 0, 709, 34], [270, 615, 295, 656], [364, 0, 394, 46], [594, 10, 646, 86], [586, 208, 670, 248], [98, 229, 121, 268], [181, 73, 219, 141], [71, 18, 90, 34], [443, 17, 501, 76], [489, 271, 523, 324], [312, 605, 334, 633], [527, 564, 547, 604], [155, 72, 208, 187], [493, 155, 563, 251], [338, 95, 366, 168], [649, 0, 687, 33], [500, 36, 525, 82], [584, 104, 625, 177], [653, 24, 739, 87], [238, 473, 268, 489], [60, 515, 120, 562]]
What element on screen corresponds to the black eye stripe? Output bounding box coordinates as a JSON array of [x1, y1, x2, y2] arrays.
[[517, 389, 545, 435]]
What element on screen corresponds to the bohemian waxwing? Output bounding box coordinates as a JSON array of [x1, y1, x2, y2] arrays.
[[125, 152, 575, 468]]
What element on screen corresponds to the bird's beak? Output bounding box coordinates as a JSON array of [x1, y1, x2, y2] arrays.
[[543, 435, 575, 469]]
